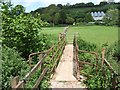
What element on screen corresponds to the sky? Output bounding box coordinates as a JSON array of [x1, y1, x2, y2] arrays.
[[10, 0, 120, 12]]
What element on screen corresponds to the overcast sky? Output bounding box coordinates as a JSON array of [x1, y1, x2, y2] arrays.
[[11, 0, 120, 12]]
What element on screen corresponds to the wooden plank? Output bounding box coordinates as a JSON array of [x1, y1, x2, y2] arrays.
[[15, 54, 47, 88], [28, 45, 55, 64], [14, 34, 66, 89], [15, 80, 24, 88], [24, 59, 43, 79], [49, 40, 65, 61], [79, 61, 96, 66], [101, 48, 105, 68], [33, 68, 48, 89], [11, 76, 19, 89], [78, 49, 98, 73], [50, 43, 65, 73], [104, 59, 118, 75]]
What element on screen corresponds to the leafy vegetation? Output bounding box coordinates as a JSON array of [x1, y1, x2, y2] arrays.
[[1, 0, 119, 89], [1, 2, 51, 59], [2, 46, 30, 89], [1, 1, 55, 89], [103, 9, 119, 26], [22, 37, 65, 89], [76, 37, 120, 89]]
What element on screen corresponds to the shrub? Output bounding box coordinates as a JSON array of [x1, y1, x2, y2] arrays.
[[2, 45, 30, 89]]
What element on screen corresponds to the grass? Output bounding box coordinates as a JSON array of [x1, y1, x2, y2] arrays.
[[41, 25, 118, 46], [41, 27, 64, 35], [67, 25, 118, 46], [40, 27, 64, 44]]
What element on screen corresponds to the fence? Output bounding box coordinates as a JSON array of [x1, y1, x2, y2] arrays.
[[11, 32, 66, 89], [101, 48, 119, 89], [73, 33, 119, 89], [73, 33, 98, 80]]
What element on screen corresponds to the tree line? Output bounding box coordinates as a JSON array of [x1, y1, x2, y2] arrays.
[[33, 2, 120, 26]]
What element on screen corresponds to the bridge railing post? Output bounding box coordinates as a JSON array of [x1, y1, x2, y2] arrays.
[[11, 76, 19, 89]]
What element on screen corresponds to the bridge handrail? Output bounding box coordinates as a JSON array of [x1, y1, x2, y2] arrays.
[[11, 30, 67, 89], [73, 33, 119, 89]]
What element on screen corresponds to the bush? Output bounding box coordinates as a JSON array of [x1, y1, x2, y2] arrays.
[[2, 46, 30, 89], [1, 2, 50, 59], [76, 37, 119, 89], [77, 37, 97, 51], [2, 12, 45, 59], [65, 17, 74, 25]]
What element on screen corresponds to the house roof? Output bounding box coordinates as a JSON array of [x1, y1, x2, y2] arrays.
[[91, 11, 106, 20], [91, 11, 105, 17]]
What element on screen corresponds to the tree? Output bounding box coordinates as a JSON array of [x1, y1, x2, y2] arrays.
[[65, 17, 74, 24], [1, 1, 12, 15], [43, 4, 59, 27], [57, 4, 63, 9], [12, 5, 25, 15], [66, 3, 70, 6], [103, 9, 118, 26], [2, 3, 47, 59], [99, 1, 108, 6], [41, 14, 52, 23], [77, 3, 85, 7], [86, 2, 94, 7], [85, 13, 94, 22], [75, 12, 86, 22], [59, 9, 67, 24], [54, 13, 60, 24]]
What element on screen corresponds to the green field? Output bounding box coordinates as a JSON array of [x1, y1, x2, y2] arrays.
[[41, 25, 118, 46]]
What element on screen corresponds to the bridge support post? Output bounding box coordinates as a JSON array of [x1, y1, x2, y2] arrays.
[[11, 76, 19, 89]]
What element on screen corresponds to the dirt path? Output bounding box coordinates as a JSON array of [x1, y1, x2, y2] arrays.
[[50, 44, 87, 88]]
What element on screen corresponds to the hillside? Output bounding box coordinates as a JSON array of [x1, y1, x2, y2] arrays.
[[31, 2, 120, 26], [33, 3, 120, 14]]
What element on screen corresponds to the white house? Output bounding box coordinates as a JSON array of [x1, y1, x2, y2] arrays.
[[91, 11, 105, 20]]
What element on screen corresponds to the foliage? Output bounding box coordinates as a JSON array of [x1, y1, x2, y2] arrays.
[[106, 41, 120, 62], [33, 2, 120, 26], [103, 9, 119, 26], [99, 1, 108, 6], [2, 12, 43, 58], [23, 38, 64, 89], [77, 37, 97, 63], [76, 37, 119, 89], [2, 46, 30, 89], [65, 17, 74, 25], [84, 13, 94, 23], [1, 2, 53, 89], [41, 4, 59, 26], [59, 9, 67, 24], [77, 37, 97, 51], [11, 5, 25, 15], [1, 2, 51, 59]]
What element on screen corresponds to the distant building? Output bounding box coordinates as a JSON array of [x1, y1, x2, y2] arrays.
[[91, 11, 105, 20]]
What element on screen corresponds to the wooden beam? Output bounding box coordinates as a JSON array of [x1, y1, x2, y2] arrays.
[[11, 76, 19, 89], [33, 68, 48, 89]]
